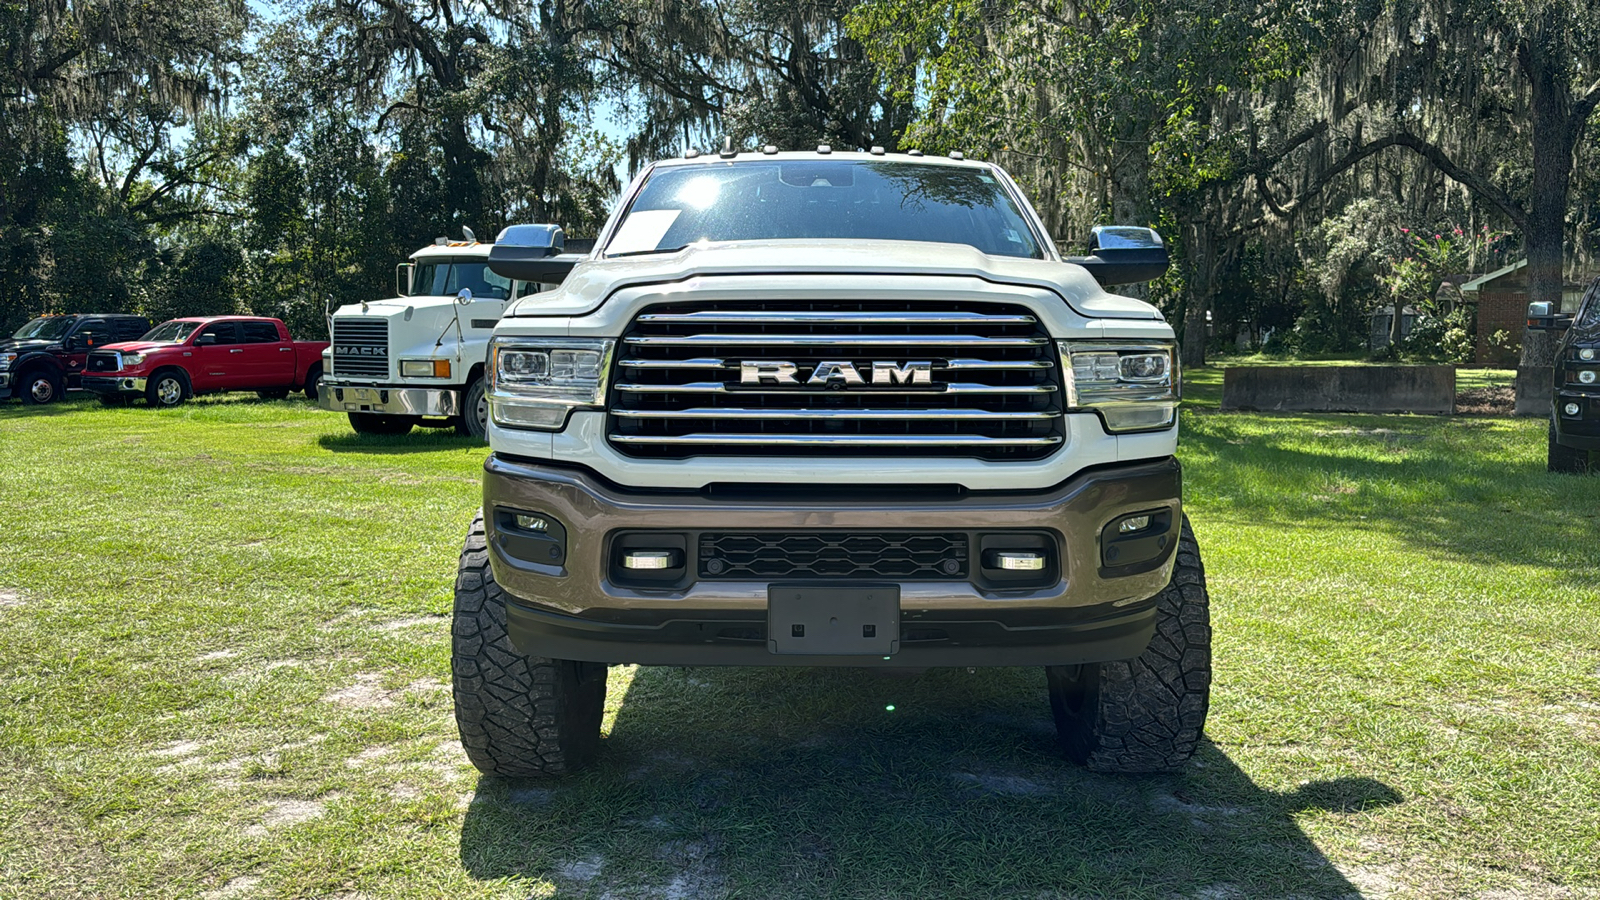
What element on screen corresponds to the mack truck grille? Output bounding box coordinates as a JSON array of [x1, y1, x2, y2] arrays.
[[331, 318, 389, 378], [86, 351, 121, 373], [608, 301, 1063, 459]]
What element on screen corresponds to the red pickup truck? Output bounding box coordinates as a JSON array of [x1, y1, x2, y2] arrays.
[[81, 316, 328, 408]]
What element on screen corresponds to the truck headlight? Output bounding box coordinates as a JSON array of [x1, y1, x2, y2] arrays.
[[489, 337, 615, 430], [1058, 341, 1179, 432], [0, 352, 15, 370], [400, 358, 451, 378], [120, 352, 145, 367]]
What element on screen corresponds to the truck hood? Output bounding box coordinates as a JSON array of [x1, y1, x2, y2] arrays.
[[0, 338, 58, 354], [503, 239, 1163, 320], [101, 341, 181, 353]]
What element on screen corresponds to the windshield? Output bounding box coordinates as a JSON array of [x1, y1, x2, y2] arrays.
[[141, 320, 203, 343], [12, 316, 76, 340], [411, 258, 512, 300], [606, 161, 1045, 259]]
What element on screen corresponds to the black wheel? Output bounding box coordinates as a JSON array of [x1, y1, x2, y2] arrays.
[[18, 369, 63, 405], [303, 364, 323, 401], [347, 412, 417, 435], [453, 512, 607, 777], [456, 378, 489, 441], [145, 370, 188, 408], [1047, 515, 1210, 773], [256, 388, 291, 401], [1548, 421, 1591, 474]]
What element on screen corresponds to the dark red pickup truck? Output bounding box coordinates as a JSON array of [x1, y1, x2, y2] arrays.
[[81, 316, 328, 408]]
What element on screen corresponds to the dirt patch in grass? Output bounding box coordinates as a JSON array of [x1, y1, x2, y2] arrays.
[[322, 674, 398, 708], [1457, 386, 1515, 415], [200, 875, 262, 899], [376, 616, 445, 632], [0, 588, 24, 609]]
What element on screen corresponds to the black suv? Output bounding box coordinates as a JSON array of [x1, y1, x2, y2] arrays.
[[0, 314, 153, 404], [1529, 278, 1600, 473]]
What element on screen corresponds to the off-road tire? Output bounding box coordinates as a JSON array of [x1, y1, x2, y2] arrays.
[[347, 411, 417, 435], [457, 377, 489, 442], [452, 512, 607, 777], [303, 364, 323, 401], [19, 368, 63, 405], [1046, 515, 1210, 773], [1548, 421, 1590, 474], [256, 388, 291, 401], [145, 369, 188, 408]]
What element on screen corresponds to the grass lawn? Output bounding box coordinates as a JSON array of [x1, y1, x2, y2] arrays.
[[0, 391, 1596, 899]]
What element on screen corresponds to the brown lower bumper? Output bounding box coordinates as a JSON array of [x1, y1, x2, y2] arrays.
[[482, 454, 1182, 667]]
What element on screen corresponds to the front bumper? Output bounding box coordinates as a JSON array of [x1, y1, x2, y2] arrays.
[[318, 380, 460, 417], [0, 371, 10, 399], [80, 375, 148, 396], [482, 454, 1183, 667], [1553, 389, 1600, 450]]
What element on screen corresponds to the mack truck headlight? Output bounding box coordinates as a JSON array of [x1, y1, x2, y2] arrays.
[[400, 358, 452, 378], [489, 337, 615, 430], [1058, 341, 1179, 432]]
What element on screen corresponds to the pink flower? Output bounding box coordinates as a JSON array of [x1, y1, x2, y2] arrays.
[[1454, 227, 1463, 235], [1401, 228, 1410, 233], [1433, 234, 1441, 240]]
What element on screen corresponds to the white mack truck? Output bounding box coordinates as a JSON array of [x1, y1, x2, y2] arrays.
[[318, 233, 572, 438]]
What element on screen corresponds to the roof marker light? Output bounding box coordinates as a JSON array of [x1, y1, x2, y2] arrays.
[[870, 146, 885, 155], [950, 151, 965, 160], [907, 149, 924, 157], [684, 148, 700, 159], [762, 145, 778, 155], [817, 144, 832, 154]]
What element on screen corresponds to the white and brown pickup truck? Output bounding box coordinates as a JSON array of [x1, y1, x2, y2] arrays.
[[450, 150, 1210, 777]]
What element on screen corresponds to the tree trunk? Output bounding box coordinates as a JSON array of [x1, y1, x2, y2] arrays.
[[1181, 220, 1212, 368], [1518, 21, 1575, 371]]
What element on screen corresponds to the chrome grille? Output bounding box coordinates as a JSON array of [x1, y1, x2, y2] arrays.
[[331, 318, 389, 378], [87, 351, 121, 373], [608, 301, 1063, 459]]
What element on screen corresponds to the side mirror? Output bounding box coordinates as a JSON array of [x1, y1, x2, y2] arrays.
[[1063, 225, 1171, 286], [456, 288, 473, 305], [488, 223, 584, 284], [396, 262, 413, 297], [1527, 301, 1573, 331], [195, 334, 217, 346]]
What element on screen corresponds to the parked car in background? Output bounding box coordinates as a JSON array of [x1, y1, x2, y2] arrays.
[[0, 313, 153, 404], [80, 316, 328, 408], [1529, 277, 1600, 473]]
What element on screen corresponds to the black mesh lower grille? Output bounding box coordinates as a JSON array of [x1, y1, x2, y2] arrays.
[[699, 531, 968, 579]]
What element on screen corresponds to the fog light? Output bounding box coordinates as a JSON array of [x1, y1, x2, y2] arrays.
[[1580, 370, 1597, 384], [515, 514, 550, 532], [987, 551, 1044, 571], [1581, 348, 1596, 361], [623, 550, 678, 570], [1119, 515, 1151, 533], [1566, 402, 1582, 416]]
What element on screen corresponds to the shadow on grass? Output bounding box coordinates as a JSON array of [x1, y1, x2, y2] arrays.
[[316, 429, 483, 454], [460, 665, 1397, 898], [0, 392, 102, 418]]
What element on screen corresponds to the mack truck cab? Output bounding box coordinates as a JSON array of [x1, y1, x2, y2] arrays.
[[318, 235, 560, 439]]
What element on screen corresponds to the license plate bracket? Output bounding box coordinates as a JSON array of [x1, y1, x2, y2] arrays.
[[768, 583, 900, 656]]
